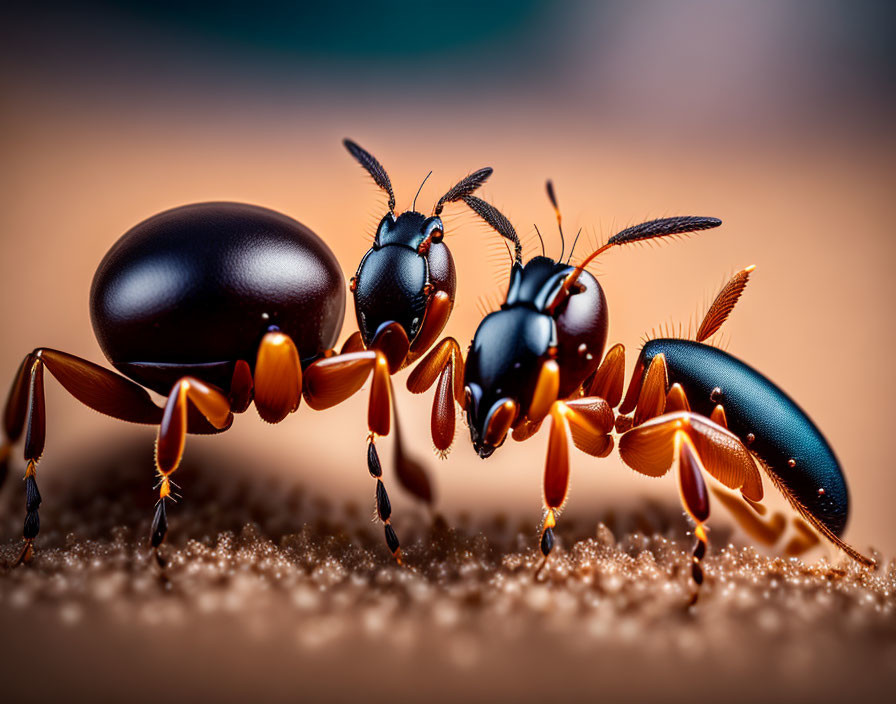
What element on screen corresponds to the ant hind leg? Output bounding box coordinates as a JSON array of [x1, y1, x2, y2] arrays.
[[1, 349, 164, 564]]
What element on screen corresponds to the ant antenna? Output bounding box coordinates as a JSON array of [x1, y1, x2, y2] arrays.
[[546, 216, 723, 313], [533, 224, 546, 257], [546, 180, 565, 261], [412, 170, 433, 212], [344, 139, 396, 213], [502, 240, 514, 265], [566, 227, 583, 264]]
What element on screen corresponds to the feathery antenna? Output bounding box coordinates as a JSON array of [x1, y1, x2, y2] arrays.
[[548, 215, 723, 311], [462, 195, 522, 265], [434, 167, 493, 216], [344, 139, 396, 212]]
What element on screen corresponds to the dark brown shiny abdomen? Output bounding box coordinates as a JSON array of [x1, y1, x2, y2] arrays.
[[90, 202, 345, 394], [555, 270, 608, 398]]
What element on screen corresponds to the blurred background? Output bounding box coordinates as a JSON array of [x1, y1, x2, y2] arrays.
[[1, 0, 894, 558]]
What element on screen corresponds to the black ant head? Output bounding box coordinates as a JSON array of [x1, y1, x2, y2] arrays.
[[372, 211, 444, 251], [344, 138, 492, 347], [464, 305, 555, 458], [353, 213, 444, 345]]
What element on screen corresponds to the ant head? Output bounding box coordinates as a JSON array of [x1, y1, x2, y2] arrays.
[[372, 212, 444, 253], [464, 307, 555, 458]]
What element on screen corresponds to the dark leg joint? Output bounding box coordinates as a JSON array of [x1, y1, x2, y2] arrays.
[[25, 475, 41, 513], [693, 537, 707, 560], [151, 501, 168, 548], [23, 510, 40, 540], [540, 527, 555, 556], [151, 501, 169, 569], [367, 441, 382, 478], [375, 480, 391, 522], [384, 523, 400, 555], [20, 473, 41, 565], [691, 561, 704, 585]]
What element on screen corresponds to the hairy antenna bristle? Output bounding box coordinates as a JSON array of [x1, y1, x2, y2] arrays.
[[344, 139, 396, 212], [608, 216, 722, 246], [462, 195, 523, 265], [434, 167, 493, 216]]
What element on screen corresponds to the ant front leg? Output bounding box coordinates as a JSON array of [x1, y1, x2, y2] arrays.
[[539, 402, 571, 571], [304, 350, 404, 561], [152, 330, 301, 562], [1, 349, 166, 563], [536, 396, 615, 577], [406, 337, 464, 456]]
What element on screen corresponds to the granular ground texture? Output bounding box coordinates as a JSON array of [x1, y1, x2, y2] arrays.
[[0, 446, 893, 703]]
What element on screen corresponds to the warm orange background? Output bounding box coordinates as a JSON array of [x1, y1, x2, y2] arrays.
[[1, 2, 893, 557]]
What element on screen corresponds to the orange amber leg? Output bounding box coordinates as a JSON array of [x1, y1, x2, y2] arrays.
[[406, 337, 464, 455], [153, 377, 232, 561], [711, 487, 788, 547], [305, 350, 404, 560], [539, 402, 571, 562], [587, 343, 626, 408], [675, 431, 711, 603], [618, 386, 763, 600], [229, 360, 254, 413], [1, 349, 167, 563], [535, 396, 616, 578], [253, 331, 303, 423], [370, 321, 410, 374], [633, 353, 668, 427]]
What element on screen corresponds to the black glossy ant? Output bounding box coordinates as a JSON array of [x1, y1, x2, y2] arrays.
[[409, 183, 719, 569], [0, 139, 510, 565], [301, 139, 518, 559], [412, 184, 873, 598]]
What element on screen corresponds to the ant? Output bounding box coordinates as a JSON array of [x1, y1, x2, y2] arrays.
[[413, 183, 873, 598], [300, 140, 517, 559], [0, 139, 510, 565], [0, 201, 347, 566]]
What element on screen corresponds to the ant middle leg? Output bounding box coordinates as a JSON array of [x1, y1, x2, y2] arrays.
[[153, 377, 233, 562]]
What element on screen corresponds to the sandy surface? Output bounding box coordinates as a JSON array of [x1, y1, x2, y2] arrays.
[[0, 444, 893, 704]]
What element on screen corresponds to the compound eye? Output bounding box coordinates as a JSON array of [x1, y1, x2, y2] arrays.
[[423, 218, 444, 242]]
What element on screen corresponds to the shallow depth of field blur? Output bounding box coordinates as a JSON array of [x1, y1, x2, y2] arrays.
[[0, 1, 894, 700]]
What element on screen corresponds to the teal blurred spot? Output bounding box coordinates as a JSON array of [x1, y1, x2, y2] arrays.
[[82, 0, 552, 61]]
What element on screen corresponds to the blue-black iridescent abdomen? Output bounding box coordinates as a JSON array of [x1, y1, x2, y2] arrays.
[[640, 339, 849, 536]]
